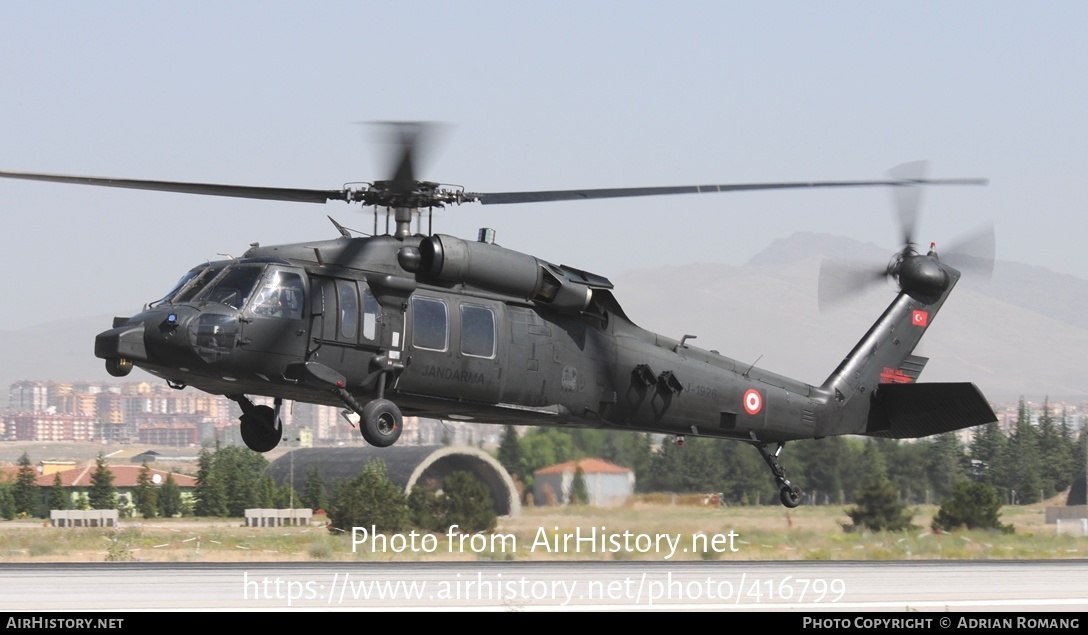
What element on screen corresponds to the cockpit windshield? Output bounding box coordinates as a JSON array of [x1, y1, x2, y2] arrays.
[[149, 264, 226, 306], [193, 265, 262, 310]]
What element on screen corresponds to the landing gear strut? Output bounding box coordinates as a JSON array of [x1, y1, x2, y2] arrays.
[[755, 441, 802, 508], [283, 359, 404, 448], [331, 373, 403, 447], [231, 395, 283, 453]]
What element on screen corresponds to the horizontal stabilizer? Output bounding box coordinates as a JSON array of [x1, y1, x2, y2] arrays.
[[865, 383, 996, 439]]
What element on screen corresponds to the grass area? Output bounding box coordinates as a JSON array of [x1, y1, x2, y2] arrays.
[[0, 499, 1083, 563]]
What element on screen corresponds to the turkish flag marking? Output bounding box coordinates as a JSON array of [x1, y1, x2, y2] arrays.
[[912, 310, 929, 327], [743, 389, 762, 415]]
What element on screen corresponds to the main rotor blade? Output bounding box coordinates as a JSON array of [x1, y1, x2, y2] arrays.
[[476, 177, 986, 205], [384, 122, 423, 194], [0, 170, 348, 204]]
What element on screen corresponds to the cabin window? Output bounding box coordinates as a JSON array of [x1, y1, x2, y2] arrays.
[[460, 304, 496, 358], [362, 288, 379, 341], [412, 296, 448, 351], [250, 270, 304, 320], [337, 280, 358, 339]]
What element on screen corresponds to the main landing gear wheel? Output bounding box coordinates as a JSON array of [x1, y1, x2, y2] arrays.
[[240, 404, 282, 453], [360, 399, 403, 447], [755, 441, 802, 508], [780, 485, 802, 508]]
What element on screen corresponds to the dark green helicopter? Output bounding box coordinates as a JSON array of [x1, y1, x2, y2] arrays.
[[0, 124, 998, 507]]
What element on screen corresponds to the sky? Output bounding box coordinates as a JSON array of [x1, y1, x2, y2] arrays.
[[1, 2, 1086, 330]]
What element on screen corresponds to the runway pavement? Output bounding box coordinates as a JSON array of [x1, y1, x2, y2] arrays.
[[1, 560, 1085, 612]]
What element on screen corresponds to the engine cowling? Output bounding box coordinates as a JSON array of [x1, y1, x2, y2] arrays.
[[415, 234, 594, 313]]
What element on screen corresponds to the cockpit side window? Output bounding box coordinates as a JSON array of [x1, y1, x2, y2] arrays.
[[251, 270, 305, 320]]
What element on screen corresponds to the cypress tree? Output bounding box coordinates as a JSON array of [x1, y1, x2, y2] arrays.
[[1037, 399, 1073, 498], [158, 473, 182, 518], [13, 452, 38, 517], [1002, 397, 1043, 504], [194, 447, 227, 517], [134, 463, 158, 518], [569, 465, 589, 505], [88, 454, 116, 510], [49, 472, 69, 512], [498, 425, 522, 479]]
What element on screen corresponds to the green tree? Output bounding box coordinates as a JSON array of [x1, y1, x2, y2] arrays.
[[216, 446, 266, 517], [277, 481, 300, 509], [328, 461, 408, 533], [13, 452, 39, 517], [88, 454, 116, 510], [0, 484, 15, 520], [1037, 398, 1074, 498], [194, 447, 225, 516], [158, 473, 182, 518], [1000, 398, 1042, 504], [925, 433, 967, 502], [133, 464, 158, 519], [518, 428, 576, 493], [600, 432, 653, 491], [794, 437, 848, 504], [498, 425, 522, 479], [302, 464, 326, 511], [49, 472, 69, 512], [569, 466, 589, 505], [845, 442, 915, 532], [969, 421, 1007, 487], [439, 471, 496, 532], [407, 472, 496, 533], [932, 480, 1013, 533], [407, 479, 446, 531], [256, 474, 278, 508]]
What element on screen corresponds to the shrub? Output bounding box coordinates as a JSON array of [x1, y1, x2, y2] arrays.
[[932, 480, 1013, 533], [327, 461, 408, 533]]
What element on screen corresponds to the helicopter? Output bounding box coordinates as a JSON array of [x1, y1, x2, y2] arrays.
[[0, 124, 998, 507]]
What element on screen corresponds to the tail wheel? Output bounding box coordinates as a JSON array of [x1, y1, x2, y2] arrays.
[[360, 399, 403, 447]]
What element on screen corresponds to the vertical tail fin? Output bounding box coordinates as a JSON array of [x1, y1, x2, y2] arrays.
[[816, 253, 998, 435]]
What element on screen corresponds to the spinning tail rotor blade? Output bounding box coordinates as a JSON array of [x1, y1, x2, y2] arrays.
[[817, 259, 891, 310], [941, 222, 996, 280], [886, 160, 929, 253]]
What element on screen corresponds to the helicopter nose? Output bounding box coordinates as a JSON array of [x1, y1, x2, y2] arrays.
[[95, 320, 147, 377], [95, 306, 206, 376]]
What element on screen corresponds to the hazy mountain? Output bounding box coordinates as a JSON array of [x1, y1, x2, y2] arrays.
[[1, 232, 1084, 409]]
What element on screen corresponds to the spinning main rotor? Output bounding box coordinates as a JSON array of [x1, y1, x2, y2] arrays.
[[0, 123, 987, 239]]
